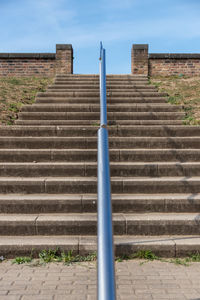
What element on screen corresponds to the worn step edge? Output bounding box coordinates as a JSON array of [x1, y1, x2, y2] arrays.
[[35, 96, 167, 100], [1, 176, 200, 193], [21, 105, 181, 113], [47, 89, 157, 93], [36, 99, 167, 104], [22, 103, 178, 108], [0, 235, 199, 258], [1, 149, 200, 162], [2, 125, 200, 137], [48, 85, 156, 88], [53, 81, 149, 85], [37, 92, 167, 97], [18, 112, 184, 121], [1, 136, 200, 150], [0, 193, 200, 214], [50, 84, 153, 88], [2, 162, 200, 177], [55, 75, 147, 78], [0, 212, 200, 236], [15, 120, 183, 126]]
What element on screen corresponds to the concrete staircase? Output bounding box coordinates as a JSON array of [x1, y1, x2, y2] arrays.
[[0, 74, 200, 258]]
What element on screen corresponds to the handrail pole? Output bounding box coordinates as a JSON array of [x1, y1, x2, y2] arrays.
[[100, 48, 107, 126], [97, 42, 116, 300]]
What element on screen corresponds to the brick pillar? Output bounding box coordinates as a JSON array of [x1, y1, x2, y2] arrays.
[[131, 44, 149, 76], [56, 44, 73, 74]]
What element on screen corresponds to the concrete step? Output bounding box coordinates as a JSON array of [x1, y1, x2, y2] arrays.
[[54, 78, 148, 83], [115, 125, 199, 137], [1, 125, 200, 137], [15, 119, 184, 126], [18, 112, 184, 120], [2, 234, 199, 258], [1, 162, 200, 177], [49, 85, 156, 90], [0, 212, 199, 235], [52, 79, 149, 83], [55, 74, 147, 79], [37, 91, 167, 98], [0, 176, 200, 193], [0, 149, 200, 163], [48, 87, 157, 92], [1, 136, 200, 149], [21, 104, 181, 113], [51, 80, 150, 89], [0, 193, 200, 214], [54, 76, 148, 84], [54, 81, 150, 87], [35, 97, 167, 104], [48, 89, 158, 93], [54, 80, 149, 85]]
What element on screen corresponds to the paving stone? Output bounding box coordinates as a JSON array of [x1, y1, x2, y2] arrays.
[[0, 291, 8, 295], [0, 297, 21, 300], [0, 260, 198, 298], [22, 297, 54, 300]]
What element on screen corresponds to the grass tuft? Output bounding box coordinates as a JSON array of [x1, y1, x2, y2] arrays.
[[12, 256, 32, 265], [132, 250, 159, 260], [116, 250, 159, 263], [39, 248, 62, 263], [8, 250, 200, 267], [38, 249, 97, 265], [188, 252, 200, 262]]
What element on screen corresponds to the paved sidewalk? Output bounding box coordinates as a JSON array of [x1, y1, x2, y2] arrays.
[[0, 259, 200, 300]]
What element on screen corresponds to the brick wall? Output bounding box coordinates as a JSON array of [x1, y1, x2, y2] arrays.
[[149, 54, 200, 76], [0, 44, 73, 77], [132, 44, 200, 77]]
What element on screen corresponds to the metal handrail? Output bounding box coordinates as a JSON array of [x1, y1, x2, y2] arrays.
[[97, 42, 116, 300]]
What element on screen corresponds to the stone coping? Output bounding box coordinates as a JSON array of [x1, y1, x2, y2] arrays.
[[0, 53, 56, 59], [149, 53, 200, 59], [56, 44, 73, 50]]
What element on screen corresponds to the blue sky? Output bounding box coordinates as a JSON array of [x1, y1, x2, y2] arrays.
[[0, 0, 200, 74]]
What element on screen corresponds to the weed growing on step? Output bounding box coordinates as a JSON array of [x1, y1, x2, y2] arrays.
[[116, 251, 200, 267], [7, 249, 97, 266], [188, 252, 200, 262], [9, 250, 200, 267], [12, 256, 32, 264], [37, 249, 97, 265], [173, 252, 200, 266], [183, 107, 200, 125], [132, 250, 159, 260], [6, 120, 13, 126], [167, 95, 181, 105], [115, 254, 130, 262], [116, 250, 159, 264], [8, 102, 22, 113], [61, 251, 97, 265], [169, 258, 190, 266], [7, 78, 22, 85], [39, 248, 62, 263]]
